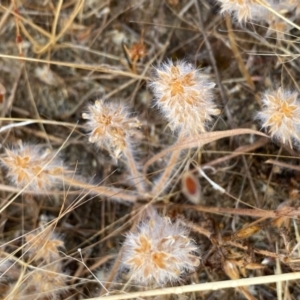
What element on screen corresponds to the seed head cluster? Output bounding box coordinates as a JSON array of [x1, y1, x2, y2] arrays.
[[257, 87, 300, 147], [4, 264, 68, 300], [4, 228, 67, 300], [82, 100, 141, 158], [122, 210, 199, 286], [217, 0, 299, 24], [217, 0, 266, 22], [0, 144, 65, 191], [25, 229, 64, 263], [149, 60, 220, 136], [24, 264, 67, 300]]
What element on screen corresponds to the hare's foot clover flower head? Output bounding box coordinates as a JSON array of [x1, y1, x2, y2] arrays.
[[22, 264, 68, 300], [82, 100, 141, 159], [149, 60, 220, 136], [0, 143, 65, 191], [217, 0, 266, 23], [257, 87, 300, 148], [122, 210, 199, 286], [25, 229, 64, 263]]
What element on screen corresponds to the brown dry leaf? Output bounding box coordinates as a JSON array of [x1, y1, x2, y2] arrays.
[[224, 261, 257, 300], [123, 36, 147, 74], [272, 204, 294, 228], [234, 225, 261, 239], [272, 217, 287, 228], [239, 265, 247, 277], [245, 262, 265, 270], [123, 41, 146, 64], [223, 260, 240, 280]]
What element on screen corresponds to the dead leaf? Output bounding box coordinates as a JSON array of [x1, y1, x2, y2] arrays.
[[234, 225, 261, 239]]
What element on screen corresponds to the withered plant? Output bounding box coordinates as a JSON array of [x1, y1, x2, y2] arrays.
[[0, 0, 300, 299]]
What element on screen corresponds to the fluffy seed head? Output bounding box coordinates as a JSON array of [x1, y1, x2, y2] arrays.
[[122, 210, 199, 286], [25, 264, 67, 300], [257, 87, 300, 147], [4, 237, 66, 300], [25, 229, 64, 263], [82, 100, 141, 158], [149, 60, 220, 136], [0, 144, 66, 191], [6, 264, 68, 300], [217, 0, 266, 22]]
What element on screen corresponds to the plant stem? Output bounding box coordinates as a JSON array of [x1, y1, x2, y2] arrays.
[[123, 147, 145, 193]]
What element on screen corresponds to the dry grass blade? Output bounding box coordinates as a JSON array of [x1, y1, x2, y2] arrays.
[[84, 272, 300, 300], [203, 137, 269, 167], [265, 159, 300, 171], [144, 129, 268, 174], [0, 54, 147, 79]]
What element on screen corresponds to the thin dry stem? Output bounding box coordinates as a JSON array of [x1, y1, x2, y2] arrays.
[[0, 54, 147, 79], [123, 148, 145, 193], [84, 272, 300, 300], [61, 176, 140, 202], [144, 129, 268, 174]]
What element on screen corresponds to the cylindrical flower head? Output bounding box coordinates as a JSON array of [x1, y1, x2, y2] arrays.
[[257, 87, 300, 147], [149, 60, 220, 136], [0, 144, 65, 191], [122, 210, 199, 286], [82, 100, 141, 158]]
